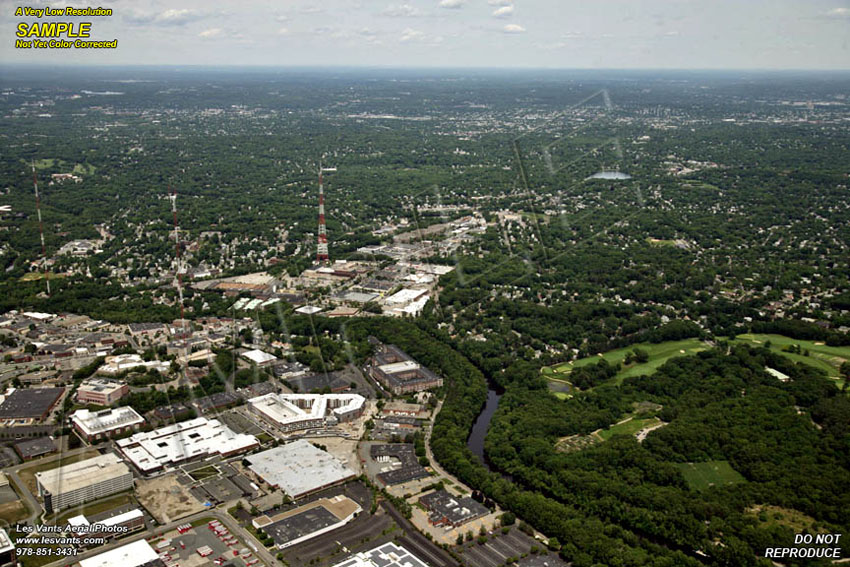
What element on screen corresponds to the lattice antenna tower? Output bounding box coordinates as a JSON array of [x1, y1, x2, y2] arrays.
[[316, 163, 337, 265]]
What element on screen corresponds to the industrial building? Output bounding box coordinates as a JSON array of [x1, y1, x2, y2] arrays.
[[246, 440, 356, 499], [71, 407, 145, 441], [78, 539, 163, 567], [253, 495, 361, 549], [332, 543, 429, 567], [370, 444, 430, 486], [0, 528, 15, 567], [248, 392, 365, 433], [367, 343, 442, 395], [241, 348, 278, 366], [14, 436, 57, 461], [76, 378, 130, 405], [116, 417, 258, 474], [418, 489, 489, 528], [68, 508, 146, 544], [0, 387, 64, 424], [35, 453, 134, 513]]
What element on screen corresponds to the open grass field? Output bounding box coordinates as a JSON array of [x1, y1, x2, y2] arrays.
[[598, 417, 661, 441], [729, 334, 849, 387], [19, 272, 65, 282], [18, 447, 100, 494], [542, 338, 709, 387], [676, 461, 745, 491]]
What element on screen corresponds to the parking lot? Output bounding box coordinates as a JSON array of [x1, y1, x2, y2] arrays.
[[156, 519, 264, 567], [457, 528, 558, 567]]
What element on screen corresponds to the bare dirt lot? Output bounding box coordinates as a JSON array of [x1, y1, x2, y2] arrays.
[[136, 474, 206, 523]]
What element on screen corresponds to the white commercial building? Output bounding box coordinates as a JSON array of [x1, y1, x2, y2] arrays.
[[248, 393, 365, 433], [35, 453, 133, 513], [242, 349, 277, 366], [246, 440, 356, 499], [332, 543, 429, 567], [70, 407, 145, 441], [116, 417, 258, 474], [98, 354, 171, 376], [385, 288, 428, 305], [78, 539, 159, 567]]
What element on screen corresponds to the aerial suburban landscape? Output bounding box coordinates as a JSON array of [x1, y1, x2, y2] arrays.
[[0, 3, 849, 567]]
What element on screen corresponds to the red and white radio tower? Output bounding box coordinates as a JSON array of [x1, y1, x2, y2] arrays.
[[31, 161, 50, 296], [316, 164, 330, 265]]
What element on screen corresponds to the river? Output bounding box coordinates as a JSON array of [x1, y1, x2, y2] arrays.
[[466, 386, 502, 470]]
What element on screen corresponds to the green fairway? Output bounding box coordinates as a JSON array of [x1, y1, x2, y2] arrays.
[[542, 338, 709, 386], [729, 334, 849, 381], [598, 416, 661, 440], [676, 461, 745, 491]]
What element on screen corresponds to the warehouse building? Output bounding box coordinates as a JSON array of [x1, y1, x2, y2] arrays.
[[253, 495, 361, 549], [116, 417, 258, 474], [0, 387, 65, 424], [332, 543, 429, 567], [68, 508, 146, 545], [70, 407, 145, 442], [418, 489, 489, 528], [78, 539, 163, 567], [246, 440, 356, 499], [248, 392, 365, 433], [14, 436, 57, 461], [35, 453, 133, 513], [367, 344, 442, 395], [76, 379, 129, 406], [0, 528, 15, 567]]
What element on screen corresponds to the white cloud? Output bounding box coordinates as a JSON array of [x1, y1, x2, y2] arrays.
[[439, 0, 464, 9], [824, 7, 850, 18], [277, 27, 289, 35], [493, 5, 514, 18], [383, 3, 422, 17], [125, 8, 208, 26], [198, 28, 223, 38], [488, 0, 511, 5], [400, 27, 425, 42], [502, 23, 525, 34]]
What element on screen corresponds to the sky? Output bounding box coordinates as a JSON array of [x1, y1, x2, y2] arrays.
[[2, 0, 850, 69]]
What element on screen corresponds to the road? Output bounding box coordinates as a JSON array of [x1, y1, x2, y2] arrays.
[[7, 445, 100, 526], [380, 501, 457, 567], [423, 400, 472, 494]]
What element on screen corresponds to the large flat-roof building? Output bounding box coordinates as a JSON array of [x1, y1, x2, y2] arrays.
[[116, 417, 258, 474], [248, 393, 365, 433], [0, 528, 15, 567], [0, 387, 64, 424], [13, 436, 57, 461], [367, 344, 442, 395], [35, 453, 133, 514], [332, 543, 429, 567], [78, 539, 163, 567], [245, 440, 356, 499], [253, 495, 361, 549], [418, 489, 489, 528], [70, 407, 145, 442], [76, 379, 129, 406]]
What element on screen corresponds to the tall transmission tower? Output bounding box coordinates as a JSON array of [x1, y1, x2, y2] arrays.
[[170, 186, 187, 333], [31, 161, 50, 296], [316, 164, 336, 265]]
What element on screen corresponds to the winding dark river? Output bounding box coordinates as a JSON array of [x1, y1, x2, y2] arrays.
[[466, 386, 502, 470]]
